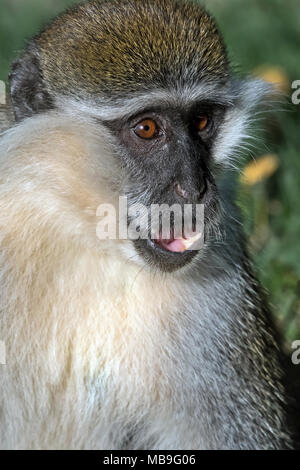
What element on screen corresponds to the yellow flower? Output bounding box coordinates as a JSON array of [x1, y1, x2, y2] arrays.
[[241, 154, 279, 185], [253, 66, 290, 93]]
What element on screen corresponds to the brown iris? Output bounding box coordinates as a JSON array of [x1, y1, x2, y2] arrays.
[[134, 119, 158, 139], [195, 115, 209, 132]]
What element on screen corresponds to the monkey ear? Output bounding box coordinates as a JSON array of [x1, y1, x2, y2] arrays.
[[9, 48, 54, 122]]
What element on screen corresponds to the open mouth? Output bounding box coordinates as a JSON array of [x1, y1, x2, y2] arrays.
[[133, 226, 204, 273], [153, 230, 203, 253]]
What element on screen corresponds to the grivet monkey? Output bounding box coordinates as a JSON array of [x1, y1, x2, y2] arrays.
[[0, 0, 298, 450]]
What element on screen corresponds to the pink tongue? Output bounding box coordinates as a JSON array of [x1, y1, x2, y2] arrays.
[[160, 238, 186, 253]]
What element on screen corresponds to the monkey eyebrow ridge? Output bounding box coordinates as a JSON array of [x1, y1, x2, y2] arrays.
[[57, 83, 234, 122]]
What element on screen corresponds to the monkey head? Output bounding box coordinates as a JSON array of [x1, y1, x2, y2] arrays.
[[9, 0, 269, 272]]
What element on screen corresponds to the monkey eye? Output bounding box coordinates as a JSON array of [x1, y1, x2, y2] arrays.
[[134, 119, 159, 139], [195, 115, 209, 133]]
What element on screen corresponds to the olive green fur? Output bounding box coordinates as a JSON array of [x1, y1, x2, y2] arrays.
[[36, 0, 229, 99]]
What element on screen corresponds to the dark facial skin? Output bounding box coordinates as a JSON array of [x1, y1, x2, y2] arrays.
[[105, 101, 227, 272]]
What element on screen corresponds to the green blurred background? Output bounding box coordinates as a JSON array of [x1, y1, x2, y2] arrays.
[[0, 0, 299, 348]]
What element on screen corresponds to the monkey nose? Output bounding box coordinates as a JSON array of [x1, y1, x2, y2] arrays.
[[174, 180, 207, 202], [174, 182, 188, 200]]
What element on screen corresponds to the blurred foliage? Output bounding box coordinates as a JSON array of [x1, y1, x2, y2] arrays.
[[0, 0, 299, 346], [207, 0, 300, 346]]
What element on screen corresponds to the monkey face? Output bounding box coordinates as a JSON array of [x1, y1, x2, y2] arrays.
[[104, 102, 225, 272]]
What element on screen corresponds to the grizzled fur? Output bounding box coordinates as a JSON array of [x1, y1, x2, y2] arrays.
[[2, 0, 299, 450], [10, 0, 228, 120]]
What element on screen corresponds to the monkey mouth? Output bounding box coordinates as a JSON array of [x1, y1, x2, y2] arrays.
[[153, 230, 203, 253], [132, 226, 203, 273]]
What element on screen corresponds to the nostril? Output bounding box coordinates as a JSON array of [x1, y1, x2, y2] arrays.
[[174, 182, 188, 200]]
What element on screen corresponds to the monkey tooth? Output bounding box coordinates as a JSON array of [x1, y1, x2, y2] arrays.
[[181, 232, 203, 251]]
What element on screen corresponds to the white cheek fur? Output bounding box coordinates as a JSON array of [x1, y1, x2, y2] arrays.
[[212, 78, 272, 167]]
